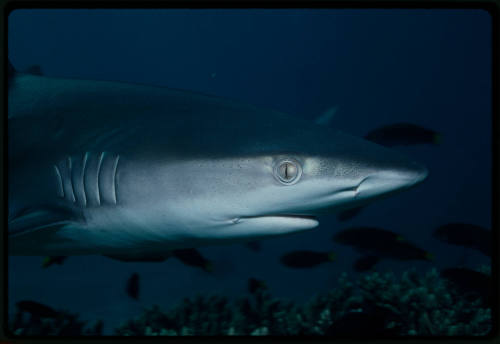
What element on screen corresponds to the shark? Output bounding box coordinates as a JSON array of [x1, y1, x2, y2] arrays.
[[8, 62, 428, 260]]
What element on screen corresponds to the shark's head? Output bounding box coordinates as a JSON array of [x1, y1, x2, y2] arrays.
[[118, 117, 428, 247]]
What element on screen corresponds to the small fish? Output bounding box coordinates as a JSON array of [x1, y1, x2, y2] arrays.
[[247, 277, 267, 294], [337, 206, 365, 221], [333, 227, 405, 252], [245, 240, 262, 252], [433, 223, 491, 257], [353, 255, 381, 272], [172, 248, 213, 272], [280, 250, 336, 269], [334, 227, 432, 262], [364, 123, 441, 147], [16, 300, 59, 319], [441, 268, 491, 304], [41, 256, 68, 268], [92, 320, 104, 335], [104, 252, 171, 262], [379, 241, 434, 261], [126, 273, 140, 300]]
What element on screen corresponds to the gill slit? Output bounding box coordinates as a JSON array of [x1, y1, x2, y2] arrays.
[[81, 152, 89, 207], [54, 165, 64, 198], [111, 155, 120, 205], [96, 152, 105, 206], [67, 156, 76, 202]]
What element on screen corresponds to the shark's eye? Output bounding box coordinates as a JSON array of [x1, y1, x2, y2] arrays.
[[274, 159, 302, 185]]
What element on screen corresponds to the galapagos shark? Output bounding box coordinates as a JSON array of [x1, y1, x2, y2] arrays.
[[8, 62, 428, 259]]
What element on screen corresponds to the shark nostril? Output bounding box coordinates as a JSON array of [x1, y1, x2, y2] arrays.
[[354, 176, 370, 196]]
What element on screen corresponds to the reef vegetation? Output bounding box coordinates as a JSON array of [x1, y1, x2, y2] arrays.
[[114, 268, 491, 336], [11, 266, 490, 336], [9, 306, 103, 336]]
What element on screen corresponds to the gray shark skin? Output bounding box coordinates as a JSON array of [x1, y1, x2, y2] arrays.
[[8, 69, 428, 256]]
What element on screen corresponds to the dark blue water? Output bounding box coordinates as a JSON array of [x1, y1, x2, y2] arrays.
[[8, 9, 492, 334]]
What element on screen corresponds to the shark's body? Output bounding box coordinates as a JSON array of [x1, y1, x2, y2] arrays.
[[8, 68, 428, 257]]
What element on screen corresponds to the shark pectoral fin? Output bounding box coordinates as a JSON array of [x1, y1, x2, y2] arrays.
[[103, 252, 172, 262], [8, 206, 76, 238], [8, 206, 78, 255]]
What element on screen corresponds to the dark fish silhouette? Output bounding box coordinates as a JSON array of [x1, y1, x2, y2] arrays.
[[104, 248, 214, 272], [441, 268, 491, 304], [104, 252, 171, 262], [337, 206, 365, 221], [247, 277, 267, 294], [245, 240, 262, 252], [333, 227, 405, 252], [364, 123, 441, 147], [173, 248, 213, 272], [280, 250, 336, 268], [41, 256, 68, 268], [16, 300, 59, 319], [433, 223, 491, 257], [334, 227, 433, 262], [353, 255, 381, 272], [379, 241, 434, 261], [126, 273, 140, 300]]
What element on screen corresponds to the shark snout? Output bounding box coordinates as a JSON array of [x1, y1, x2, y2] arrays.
[[407, 161, 429, 185], [355, 161, 428, 199]]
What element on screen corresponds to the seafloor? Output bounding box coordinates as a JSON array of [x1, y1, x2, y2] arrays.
[[9, 267, 492, 336]]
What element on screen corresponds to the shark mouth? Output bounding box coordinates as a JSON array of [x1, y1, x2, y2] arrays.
[[238, 214, 318, 222], [214, 214, 320, 240], [233, 214, 320, 233]]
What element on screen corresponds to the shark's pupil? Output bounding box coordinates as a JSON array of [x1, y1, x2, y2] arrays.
[[278, 161, 298, 183]]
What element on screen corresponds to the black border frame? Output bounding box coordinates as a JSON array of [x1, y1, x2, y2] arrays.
[[1, 1, 498, 343]]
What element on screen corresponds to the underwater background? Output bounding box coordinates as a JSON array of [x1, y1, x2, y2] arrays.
[[7, 9, 492, 335]]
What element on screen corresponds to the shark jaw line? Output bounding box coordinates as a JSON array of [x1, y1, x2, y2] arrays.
[[234, 214, 318, 223], [231, 214, 319, 230], [199, 214, 319, 242]]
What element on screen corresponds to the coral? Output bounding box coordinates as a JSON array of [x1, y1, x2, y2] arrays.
[[10, 266, 492, 336], [358, 268, 491, 335], [116, 294, 235, 336], [115, 267, 492, 336], [9, 308, 103, 336]]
